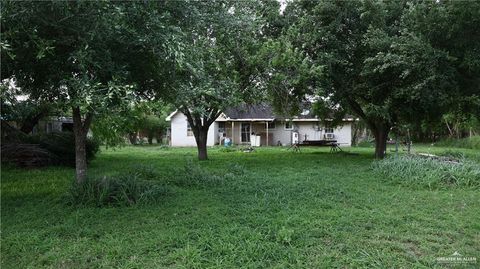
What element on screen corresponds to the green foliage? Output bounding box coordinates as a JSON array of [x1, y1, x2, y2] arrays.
[[66, 173, 169, 207], [258, 38, 321, 116], [435, 136, 480, 150], [27, 132, 100, 165], [269, 0, 480, 157], [1, 132, 99, 167], [92, 101, 171, 146], [372, 155, 480, 189]]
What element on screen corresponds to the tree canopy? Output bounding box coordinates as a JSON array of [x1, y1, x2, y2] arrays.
[[266, 0, 480, 158]]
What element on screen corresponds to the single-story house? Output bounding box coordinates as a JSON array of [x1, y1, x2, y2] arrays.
[[166, 104, 356, 147]]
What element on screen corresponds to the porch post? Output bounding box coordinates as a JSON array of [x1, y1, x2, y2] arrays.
[[266, 121, 269, 147], [231, 121, 234, 145]]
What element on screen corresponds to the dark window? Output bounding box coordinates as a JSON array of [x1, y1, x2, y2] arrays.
[[241, 123, 250, 142], [284, 121, 293, 130], [218, 122, 225, 133], [267, 121, 276, 129]]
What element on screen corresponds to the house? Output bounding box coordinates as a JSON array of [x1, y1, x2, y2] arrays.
[[32, 117, 73, 134], [166, 104, 356, 147]]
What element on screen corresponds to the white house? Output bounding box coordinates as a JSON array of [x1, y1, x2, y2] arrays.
[[166, 104, 356, 147]]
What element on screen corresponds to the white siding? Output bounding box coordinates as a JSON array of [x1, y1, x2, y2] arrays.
[[272, 121, 352, 146], [170, 112, 216, 147], [332, 123, 352, 146], [169, 113, 352, 147]]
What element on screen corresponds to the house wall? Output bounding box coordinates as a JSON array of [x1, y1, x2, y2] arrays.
[[294, 121, 352, 146], [169, 112, 216, 147], [221, 121, 352, 146], [169, 114, 352, 147]]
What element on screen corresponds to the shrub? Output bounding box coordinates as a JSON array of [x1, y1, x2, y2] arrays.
[[435, 136, 480, 150], [372, 155, 480, 189], [66, 174, 169, 207], [1, 131, 100, 167], [1, 143, 55, 167], [30, 132, 100, 164]]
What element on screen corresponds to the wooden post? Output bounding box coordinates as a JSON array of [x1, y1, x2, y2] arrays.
[[266, 121, 269, 147], [231, 121, 234, 145]]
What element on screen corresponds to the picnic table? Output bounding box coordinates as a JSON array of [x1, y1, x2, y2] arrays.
[[288, 140, 343, 153]]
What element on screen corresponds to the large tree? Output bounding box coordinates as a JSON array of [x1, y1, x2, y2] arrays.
[[1, 1, 179, 182], [163, 1, 278, 160], [267, 0, 477, 158]]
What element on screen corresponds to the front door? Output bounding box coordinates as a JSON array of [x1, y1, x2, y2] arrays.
[[241, 123, 251, 143]]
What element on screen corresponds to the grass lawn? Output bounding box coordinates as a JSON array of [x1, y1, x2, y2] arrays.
[[2, 145, 479, 268]]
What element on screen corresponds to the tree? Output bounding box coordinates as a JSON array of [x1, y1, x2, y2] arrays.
[[91, 101, 171, 146], [0, 81, 61, 134], [162, 1, 273, 160], [268, 0, 475, 158], [1, 1, 178, 182]]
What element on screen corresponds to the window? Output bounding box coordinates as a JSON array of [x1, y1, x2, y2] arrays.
[[187, 122, 194, 136], [325, 127, 334, 133], [284, 121, 293, 130], [218, 122, 225, 133], [241, 123, 250, 142], [267, 121, 276, 129]]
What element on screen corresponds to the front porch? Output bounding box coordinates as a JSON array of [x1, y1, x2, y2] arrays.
[[219, 120, 277, 146]]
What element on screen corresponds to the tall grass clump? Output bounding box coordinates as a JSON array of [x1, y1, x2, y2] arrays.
[[173, 160, 246, 187], [372, 155, 480, 189], [435, 136, 480, 150], [66, 173, 169, 207]]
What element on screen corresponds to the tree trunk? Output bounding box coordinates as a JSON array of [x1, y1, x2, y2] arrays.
[[74, 129, 88, 183], [72, 107, 93, 184], [373, 125, 389, 159], [195, 127, 209, 160]]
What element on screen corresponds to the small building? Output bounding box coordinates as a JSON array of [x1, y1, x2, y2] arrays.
[[32, 117, 73, 134], [166, 104, 356, 147]]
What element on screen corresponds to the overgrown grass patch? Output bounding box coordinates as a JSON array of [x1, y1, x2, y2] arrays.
[[2, 145, 479, 268], [435, 135, 480, 150], [372, 155, 480, 189], [66, 174, 171, 207], [172, 159, 247, 188]]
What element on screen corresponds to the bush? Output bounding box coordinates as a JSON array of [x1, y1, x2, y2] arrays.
[[66, 174, 169, 207], [29, 132, 100, 164], [372, 155, 480, 189], [1, 143, 55, 167], [1, 131, 100, 167], [435, 136, 480, 150]]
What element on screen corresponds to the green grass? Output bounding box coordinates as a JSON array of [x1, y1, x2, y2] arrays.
[[434, 136, 480, 150], [2, 146, 479, 268]]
